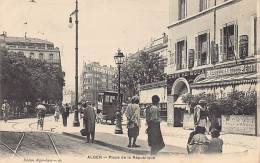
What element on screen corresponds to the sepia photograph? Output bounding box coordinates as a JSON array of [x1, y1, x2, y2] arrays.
[[0, 0, 259, 163]]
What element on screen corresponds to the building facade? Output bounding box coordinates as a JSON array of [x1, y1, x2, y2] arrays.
[[80, 61, 116, 104], [167, 0, 259, 127], [0, 33, 61, 66]]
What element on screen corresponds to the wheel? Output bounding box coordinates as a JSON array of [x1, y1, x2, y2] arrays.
[[111, 118, 115, 125]]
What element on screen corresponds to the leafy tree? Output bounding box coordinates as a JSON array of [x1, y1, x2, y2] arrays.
[[115, 51, 165, 101], [182, 91, 256, 115], [0, 47, 65, 105]]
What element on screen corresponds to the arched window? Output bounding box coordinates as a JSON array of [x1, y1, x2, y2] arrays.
[[39, 53, 43, 59], [30, 52, 34, 58], [49, 54, 53, 60]]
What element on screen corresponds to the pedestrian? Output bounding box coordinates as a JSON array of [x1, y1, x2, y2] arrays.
[[23, 105, 28, 117], [82, 102, 96, 143], [61, 104, 69, 127], [146, 95, 165, 155], [96, 106, 103, 124], [125, 96, 141, 148], [54, 101, 61, 122], [187, 126, 204, 153], [1, 100, 10, 123], [194, 100, 209, 130], [189, 127, 209, 154], [208, 128, 223, 154]]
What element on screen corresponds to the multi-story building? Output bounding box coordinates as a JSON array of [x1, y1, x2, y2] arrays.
[[80, 61, 116, 104], [0, 32, 61, 66], [167, 0, 259, 127]]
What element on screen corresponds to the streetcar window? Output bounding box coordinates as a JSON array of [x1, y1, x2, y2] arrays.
[[110, 96, 116, 103], [105, 95, 110, 102]]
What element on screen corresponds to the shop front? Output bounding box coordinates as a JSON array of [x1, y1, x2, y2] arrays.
[[167, 58, 259, 128], [167, 68, 207, 127]]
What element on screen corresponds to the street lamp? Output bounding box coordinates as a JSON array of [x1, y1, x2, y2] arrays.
[[114, 49, 125, 134], [69, 0, 80, 127]]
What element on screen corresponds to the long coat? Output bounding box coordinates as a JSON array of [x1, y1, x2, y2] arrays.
[[83, 106, 96, 133]]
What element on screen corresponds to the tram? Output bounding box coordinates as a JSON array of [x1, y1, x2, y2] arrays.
[[97, 91, 122, 124]]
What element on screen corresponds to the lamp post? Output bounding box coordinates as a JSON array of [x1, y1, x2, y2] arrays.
[[114, 49, 125, 134], [69, 0, 80, 127]]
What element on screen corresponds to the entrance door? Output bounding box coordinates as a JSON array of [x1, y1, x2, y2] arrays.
[[174, 107, 185, 127]]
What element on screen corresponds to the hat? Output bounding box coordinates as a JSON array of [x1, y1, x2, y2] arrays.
[[199, 100, 206, 104], [3, 100, 7, 102]]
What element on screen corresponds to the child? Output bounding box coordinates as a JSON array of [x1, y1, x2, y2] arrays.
[[187, 126, 205, 153], [189, 127, 209, 154], [208, 128, 223, 154]]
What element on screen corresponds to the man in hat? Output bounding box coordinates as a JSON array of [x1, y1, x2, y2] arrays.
[[1, 100, 10, 123], [82, 102, 96, 143], [193, 100, 208, 129]]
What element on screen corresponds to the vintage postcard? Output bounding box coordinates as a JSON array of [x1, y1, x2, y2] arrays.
[[0, 0, 259, 163]]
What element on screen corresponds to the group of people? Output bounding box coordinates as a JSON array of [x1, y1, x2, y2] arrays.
[[53, 101, 70, 127], [125, 95, 165, 155], [187, 100, 223, 154]]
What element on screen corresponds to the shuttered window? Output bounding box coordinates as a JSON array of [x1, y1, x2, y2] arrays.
[[220, 22, 238, 62], [200, 0, 207, 12], [178, 0, 186, 20], [176, 39, 187, 70], [196, 32, 209, 66], [183, 39, 187, 69]]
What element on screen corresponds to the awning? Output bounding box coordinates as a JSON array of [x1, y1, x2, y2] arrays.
[[191, 73, 258, 88]]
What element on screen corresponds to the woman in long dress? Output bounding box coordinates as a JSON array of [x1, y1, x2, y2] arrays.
[[146, 95, 165, 155]]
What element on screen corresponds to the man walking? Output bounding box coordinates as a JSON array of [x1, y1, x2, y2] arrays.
[[61, 104, 70, 127], [1, 100, 10, 123], [82, 102, 96, 143]]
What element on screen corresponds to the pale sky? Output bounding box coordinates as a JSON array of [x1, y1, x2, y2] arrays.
[[0, 0, 169, 90]]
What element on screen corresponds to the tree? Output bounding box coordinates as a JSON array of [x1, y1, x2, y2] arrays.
[[0, 47, 65, 105], [115, 51, 165, 100]]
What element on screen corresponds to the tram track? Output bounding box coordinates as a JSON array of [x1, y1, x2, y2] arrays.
[[0, 120, 60, 157]]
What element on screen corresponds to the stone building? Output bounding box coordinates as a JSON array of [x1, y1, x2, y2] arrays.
[[167, 0, 259, 127], [0, 32, 61, 66], [80, 61, 116, 104]]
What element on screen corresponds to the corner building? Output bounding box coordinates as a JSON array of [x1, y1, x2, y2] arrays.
[[166, 0, 259, 127]]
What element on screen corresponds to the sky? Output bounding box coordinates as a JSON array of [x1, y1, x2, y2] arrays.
[[0, 0, 169, 90]]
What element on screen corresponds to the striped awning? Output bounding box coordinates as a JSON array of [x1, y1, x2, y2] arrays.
[[191, 73, 258, 88]]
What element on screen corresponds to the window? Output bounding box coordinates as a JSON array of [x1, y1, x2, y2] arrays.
[[200, 0, 207, 11], [196, 33, 210, 66], [178, 0, 186, 20], [175, 39, 187, 70], [39, 53, 43, 59], [220, 23, 238, 61], [49, 54, 53, 60], [30, 52, 34, 58]]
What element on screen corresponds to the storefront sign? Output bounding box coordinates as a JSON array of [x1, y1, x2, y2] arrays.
[[168, 69, 206, 80], [206, 63, 257, 78]]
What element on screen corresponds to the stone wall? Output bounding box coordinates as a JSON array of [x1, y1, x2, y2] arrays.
[[221, 115, 255, 135]]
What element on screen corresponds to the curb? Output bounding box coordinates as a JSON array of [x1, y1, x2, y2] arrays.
[[62, 132, 150, 155], [62, 132, 249, 155]]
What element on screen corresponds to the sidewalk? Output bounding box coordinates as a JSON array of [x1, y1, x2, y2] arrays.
[[43, 113, 257, 155]]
